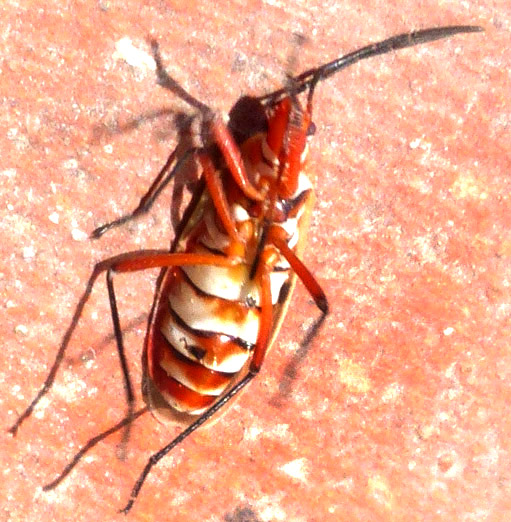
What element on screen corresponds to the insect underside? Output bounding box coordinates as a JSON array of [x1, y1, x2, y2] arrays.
[[8, 25, 482, 514]]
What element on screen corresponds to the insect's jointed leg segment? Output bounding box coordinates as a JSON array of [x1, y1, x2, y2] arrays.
[[120, 259, 275, 514], [91, 148, 198, 239], [8, 249, 238, 437], [106, 268, 136, 456], [273, 237, 328, 314], [120, 371, 257, 514], [198, 151, 241, 242]]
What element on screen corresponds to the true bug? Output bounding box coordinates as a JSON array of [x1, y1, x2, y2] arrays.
[[9, 25, 482, 513]]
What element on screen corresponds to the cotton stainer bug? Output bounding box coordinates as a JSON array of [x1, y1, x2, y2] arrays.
[[9, 25, 482, 513]]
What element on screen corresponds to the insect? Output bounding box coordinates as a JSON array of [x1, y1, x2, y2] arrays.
[[9, 25, 482, 513]]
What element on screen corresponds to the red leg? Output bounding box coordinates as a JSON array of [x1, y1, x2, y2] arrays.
[[261, 96, 313, 200], [249, 270, 273, 371], [198, 152, 240, 243], [105, 249, 242, 453], [8, 250, 238, 436], [108, 250, 239, 273], [272, 237, 328, 314], [208, 116, 264, 202], [266, 97, 292, 156], [152, 40, 263, 206], [264, 237, 328, 406]]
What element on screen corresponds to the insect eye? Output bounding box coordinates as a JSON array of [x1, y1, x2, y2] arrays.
[[307, 121, 316, 136]]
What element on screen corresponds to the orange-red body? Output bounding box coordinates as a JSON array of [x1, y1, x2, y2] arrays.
[[8, 25, 482, 514], [146, 99, 317, 417]]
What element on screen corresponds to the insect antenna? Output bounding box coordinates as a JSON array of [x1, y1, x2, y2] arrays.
[[259, 25, 483, 105]]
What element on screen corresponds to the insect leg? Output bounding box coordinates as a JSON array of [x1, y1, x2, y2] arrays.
[[119, 264, 274, 514], [207, 116, 264, 202], [93, 117, 263, 244], [269, 237, 329, 402], [92, 147, 198, 239], [151, 39, 265, 204], [105, 267, 137, 456], [8, 250, 237, 436], [272, 237, 328, 315], [108, 250, 245, 453], [120, 372, 257, 514], [197, 151, 240, 242]]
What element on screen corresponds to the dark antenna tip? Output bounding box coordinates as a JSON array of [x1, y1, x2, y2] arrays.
[[259, 24, 484, 105]]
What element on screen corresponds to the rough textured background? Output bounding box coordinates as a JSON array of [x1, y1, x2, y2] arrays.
[[1, 1, 509, 521]]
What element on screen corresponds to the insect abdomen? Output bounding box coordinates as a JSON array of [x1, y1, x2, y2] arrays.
[[151, 266, 256, 413], [148, 166, 313, 415]]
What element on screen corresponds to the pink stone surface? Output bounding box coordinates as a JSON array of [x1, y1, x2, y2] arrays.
[[1, 2, 509, 522]]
